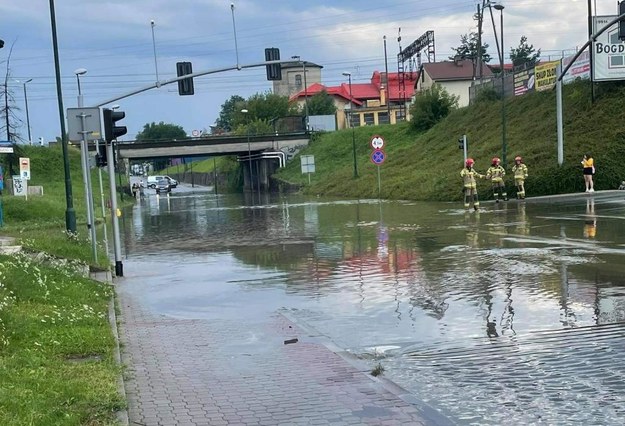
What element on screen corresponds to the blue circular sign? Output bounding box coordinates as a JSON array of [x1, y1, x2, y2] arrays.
[[371, 149, 386, 165]]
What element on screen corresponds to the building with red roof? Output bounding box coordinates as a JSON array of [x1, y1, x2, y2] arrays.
[[290, 71, 418, 129]]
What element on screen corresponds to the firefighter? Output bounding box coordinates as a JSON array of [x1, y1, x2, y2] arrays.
[[512, 156, 528, 199], [486, 157, 508, 202], [461, 158, 484, 210]]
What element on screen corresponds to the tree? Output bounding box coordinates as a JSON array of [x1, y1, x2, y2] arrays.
[[1, 41, 23, 143], [214, 95, 245, 133], [409, 84, 459, 132], [227, 92, 300, 135], [449, 33, 491, 63], [136, 122, 186, 141], [244, 92, 299, 123], [510, 36, 541, 68], [305, 90, 337, 115]]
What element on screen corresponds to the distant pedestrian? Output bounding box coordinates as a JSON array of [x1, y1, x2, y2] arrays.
[[619, 181, 625, 190], [461, 158, 484, 211], [512, 156, 528, 199], [131, 183, 138, 199], [139, 180, 145, 199], [581, 153, 595, 193], [486, 157, 508, 202]]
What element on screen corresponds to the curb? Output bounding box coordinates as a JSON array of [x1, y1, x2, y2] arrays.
[[108, 295, 130, 426]]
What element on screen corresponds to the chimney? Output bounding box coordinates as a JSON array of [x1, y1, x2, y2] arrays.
[[380, 85, 387, 106]]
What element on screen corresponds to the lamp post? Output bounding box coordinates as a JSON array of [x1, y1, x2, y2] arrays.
[[49, 0, 76, 233], [342, 71, 358, 178], [15, 78, 33, 144], [494, 3, 507, 168], [383, 36, 391, 122], [74, 67, 97, 261], [241, 108, 253, 193]]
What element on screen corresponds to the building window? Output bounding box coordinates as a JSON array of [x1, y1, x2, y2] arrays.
[[295, 74, 302, 89], [378, 112, 390, 124], [363, 113, 375, 125], [395, 110, 406, 122], [350, 113, 361, 127]]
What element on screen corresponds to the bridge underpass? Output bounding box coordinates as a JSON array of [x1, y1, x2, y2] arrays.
[[114, 132, 310, 191]]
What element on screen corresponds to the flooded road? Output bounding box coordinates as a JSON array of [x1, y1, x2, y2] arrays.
[[121, 187, 625, 425]]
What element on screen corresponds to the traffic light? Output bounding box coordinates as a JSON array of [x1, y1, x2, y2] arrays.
[[458, 137, 464, 150], [96, 144, 107, 167], [265, 47, 282, 81], [103, 108, 127, 143], [176, 61, 194, 96], [618, 1, 625, 40]]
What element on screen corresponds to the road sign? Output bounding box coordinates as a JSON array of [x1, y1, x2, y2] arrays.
[[19, 157, 31, 180], [371, 149, 386, 165], [371, 135, 384, 150], [66, 107, 102, 142], [192, 129, 200, 137], [0, 141, 13, 153], [300, 155, 315, 174]]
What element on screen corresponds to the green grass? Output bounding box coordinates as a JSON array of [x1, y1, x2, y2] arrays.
[[274, 80, 625, 200], [1, 145, 121, 267], [0, 253, 123, 425]]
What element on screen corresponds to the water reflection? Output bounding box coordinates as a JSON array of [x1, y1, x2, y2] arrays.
[[121, 190, 625, 424]]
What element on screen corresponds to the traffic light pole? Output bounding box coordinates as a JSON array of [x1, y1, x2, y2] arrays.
[[107, 140, 123, 277], [94, 59, 299, 107], [95, 139, 109, 257]]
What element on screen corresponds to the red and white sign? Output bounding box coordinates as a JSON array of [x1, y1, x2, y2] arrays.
[[370, 135, 384, 150], [19, 157, 31, 180]]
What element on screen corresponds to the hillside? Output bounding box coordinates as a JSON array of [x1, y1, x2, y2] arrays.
[[275, 80, 625, 201]]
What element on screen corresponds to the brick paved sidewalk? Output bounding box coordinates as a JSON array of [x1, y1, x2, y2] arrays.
[[117, 283, 452, 426]]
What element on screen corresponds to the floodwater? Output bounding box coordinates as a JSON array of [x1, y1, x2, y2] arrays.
[[121, 186, 625, 425]]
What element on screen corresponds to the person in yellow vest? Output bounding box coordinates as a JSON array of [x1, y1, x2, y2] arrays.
[[512, 156, 528, 199], [461, 158, 484, 210], [486, 157, 508, 202], [581, 153, 595, 193]]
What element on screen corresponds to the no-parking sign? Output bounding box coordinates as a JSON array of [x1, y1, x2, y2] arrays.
[[371, 149, 386, 165]]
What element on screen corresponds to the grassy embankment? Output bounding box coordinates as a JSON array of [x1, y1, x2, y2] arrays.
[[0, 145, 124, 424], [273, 80, 625, 201], [163, 81, 625, 200]]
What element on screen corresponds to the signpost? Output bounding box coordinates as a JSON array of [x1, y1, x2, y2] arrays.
[[370, 135, 386, 198], [300, 155, 315, 184], [19, 157, 31, 180], [0, 141, 14, 154]]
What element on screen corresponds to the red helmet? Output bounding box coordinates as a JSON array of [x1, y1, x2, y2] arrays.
[[492, 157, 500, 165], [515, 156, 522, 162], [465, 158, 475, 167]]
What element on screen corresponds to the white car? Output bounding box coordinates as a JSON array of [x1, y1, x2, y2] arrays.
[[147, 175, 178, 188]]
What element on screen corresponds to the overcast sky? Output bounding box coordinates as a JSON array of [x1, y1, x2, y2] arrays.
[[1, 0, 618, 142]]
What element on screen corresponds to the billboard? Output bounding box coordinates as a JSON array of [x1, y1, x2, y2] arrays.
[[562, 51, 590, 84], [514, 67, 535, 96], [535, 61, 559, 92], [592, 15, 625, 81]]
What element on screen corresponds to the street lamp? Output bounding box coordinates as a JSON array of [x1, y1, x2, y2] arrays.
[[74, 68, 87, 107], [241, 108, 253, 193], [493, 3, 507, 168], [342, 71, 358, 178], [73, 67, 97, 260], [15, 78, 33, 144], [291, 55, 309, 131]]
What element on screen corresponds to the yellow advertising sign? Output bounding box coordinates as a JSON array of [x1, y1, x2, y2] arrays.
[[535, 61, 559, 92]]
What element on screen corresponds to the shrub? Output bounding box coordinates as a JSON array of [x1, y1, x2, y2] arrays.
[[409, 84, 459, 131]]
